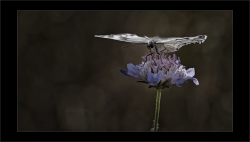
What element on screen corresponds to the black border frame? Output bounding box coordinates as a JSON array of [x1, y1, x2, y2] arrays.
[[1, 0, 249, 141]]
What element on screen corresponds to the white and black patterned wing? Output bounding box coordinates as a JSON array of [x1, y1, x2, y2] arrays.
[[155, 35, 207, 52], [94, 33, 148, 44]]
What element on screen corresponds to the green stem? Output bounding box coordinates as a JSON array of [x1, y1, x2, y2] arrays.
[[153, 88, 162, 132]]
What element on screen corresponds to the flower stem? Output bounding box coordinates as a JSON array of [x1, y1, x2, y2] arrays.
[[153, 88, 162, 132]]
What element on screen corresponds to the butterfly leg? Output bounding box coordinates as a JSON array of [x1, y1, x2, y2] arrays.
[[153, 44, 162, 64], [150, 44, 161, 65], [154, 44, 160, 55], [142, 45, 158, 66], [143, 44, 161, 66], [142, 50, 154, 66], [159, 46, 168, 55], [155, 45, 168, 70], [160, 45, 172, 65]]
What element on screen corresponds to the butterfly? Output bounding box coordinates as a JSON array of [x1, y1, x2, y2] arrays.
[[95, 33, 207, 54]]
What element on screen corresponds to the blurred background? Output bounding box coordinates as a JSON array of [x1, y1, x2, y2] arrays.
[[18, 10, 232, 131]]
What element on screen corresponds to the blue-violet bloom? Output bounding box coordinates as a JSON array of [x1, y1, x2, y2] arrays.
[[119, 53, 199, 89]]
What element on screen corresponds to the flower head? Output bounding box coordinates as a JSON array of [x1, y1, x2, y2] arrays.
[[119, 53, 199, 89]]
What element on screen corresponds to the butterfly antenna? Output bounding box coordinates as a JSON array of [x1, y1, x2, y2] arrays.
[[123, 44, 136, 48]]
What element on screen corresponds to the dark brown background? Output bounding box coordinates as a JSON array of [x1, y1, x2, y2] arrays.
[[18, 10, 232, 131]]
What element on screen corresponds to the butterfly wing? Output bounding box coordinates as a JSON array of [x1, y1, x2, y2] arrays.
[[94, 33, 148, 44], [155, 35, 207, 52]]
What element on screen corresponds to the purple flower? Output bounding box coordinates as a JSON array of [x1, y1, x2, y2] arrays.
[[119, 53, 199, 89]]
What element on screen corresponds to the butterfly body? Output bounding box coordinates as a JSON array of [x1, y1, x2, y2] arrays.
[[95, 33, 207, 54]]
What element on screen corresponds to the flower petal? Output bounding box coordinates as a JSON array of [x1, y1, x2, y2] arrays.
[[138, 68, 151, 80], [119, 69, 132, 77], [119, 53, 199, 88], [127, 63, 137, 71], [173, 54, 177, 61], [186, 68, 195, 77], [147, 72, 162, 86], [127, 63, 140, 78], [178, 57, 181, 62], [174, 78, 186, 86], [152, 66, 158, 73], [147, 73, 154, 84], [142, 54, 148, 61], [192, 78, 199, 85], [147, 71, 163, 86]]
